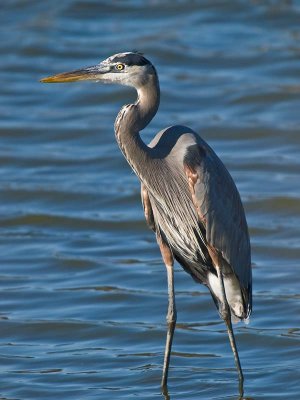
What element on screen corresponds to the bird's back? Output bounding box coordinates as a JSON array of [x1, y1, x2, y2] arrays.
[[143, 125, 251, 321]]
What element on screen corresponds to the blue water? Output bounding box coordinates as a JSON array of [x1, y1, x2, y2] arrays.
[[0, 1, 300, 399]]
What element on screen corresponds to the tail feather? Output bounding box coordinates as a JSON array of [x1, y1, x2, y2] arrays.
[[207, 270, 251, 321]]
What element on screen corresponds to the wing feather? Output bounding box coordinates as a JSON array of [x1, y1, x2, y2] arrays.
[[184, 141, 252, 310]]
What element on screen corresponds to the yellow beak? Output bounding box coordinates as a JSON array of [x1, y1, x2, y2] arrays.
[[40, 65, 106, 83]]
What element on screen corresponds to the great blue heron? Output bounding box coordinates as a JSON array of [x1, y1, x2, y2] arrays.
[[41, 52, 252, 397]]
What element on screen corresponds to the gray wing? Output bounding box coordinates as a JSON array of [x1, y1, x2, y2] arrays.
[[183, 140, 252, 300]]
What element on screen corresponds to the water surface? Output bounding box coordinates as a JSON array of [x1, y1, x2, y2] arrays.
[[0, 1, 300, 399]]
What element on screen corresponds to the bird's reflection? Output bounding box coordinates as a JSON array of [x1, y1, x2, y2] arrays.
[[161, 385, 255, 400], [161, 385, 171, 400]]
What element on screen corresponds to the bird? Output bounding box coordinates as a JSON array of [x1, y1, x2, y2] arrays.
[[41, 51, 252, 397]]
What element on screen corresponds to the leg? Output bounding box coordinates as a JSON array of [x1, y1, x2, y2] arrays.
[[161, 263, 176, 392], [216, 265, 244, 398], [157, 236, 177, 393]]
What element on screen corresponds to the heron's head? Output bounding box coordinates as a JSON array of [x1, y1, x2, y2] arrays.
[[40, 52, 157, 89]]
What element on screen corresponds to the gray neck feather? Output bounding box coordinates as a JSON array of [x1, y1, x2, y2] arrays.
[[114, 72, 160, 183]]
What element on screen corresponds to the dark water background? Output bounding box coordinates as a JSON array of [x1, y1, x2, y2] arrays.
[[1, 1, 300, 399]]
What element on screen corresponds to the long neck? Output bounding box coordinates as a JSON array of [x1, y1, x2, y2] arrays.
[[114, 72, 160, 183]]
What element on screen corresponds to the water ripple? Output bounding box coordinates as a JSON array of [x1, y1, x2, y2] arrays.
[[0, 1, 300, 399]]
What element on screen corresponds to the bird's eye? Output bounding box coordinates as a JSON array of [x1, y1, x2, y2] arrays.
[[115, 63, 125, 71]]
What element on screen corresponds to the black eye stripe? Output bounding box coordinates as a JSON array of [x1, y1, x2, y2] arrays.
[[112, 53, 151, 67]]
